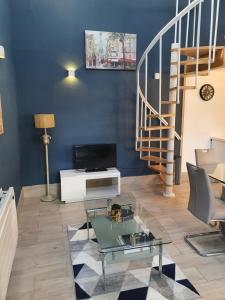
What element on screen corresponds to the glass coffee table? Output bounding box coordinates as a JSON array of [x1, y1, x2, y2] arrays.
[[85, 193, 171, 288]]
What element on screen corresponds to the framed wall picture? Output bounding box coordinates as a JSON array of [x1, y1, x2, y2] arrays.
[[0, 97, 4, 135], [85, 30, 137, 70]]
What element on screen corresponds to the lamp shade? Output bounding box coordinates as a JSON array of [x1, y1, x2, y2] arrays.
[[34, 114, 55, 129]]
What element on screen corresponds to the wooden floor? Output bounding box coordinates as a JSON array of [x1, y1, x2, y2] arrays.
[[6, 175, 225, 300]]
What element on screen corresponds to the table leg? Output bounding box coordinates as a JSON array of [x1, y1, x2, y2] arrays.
[[86, 213, 90, 240], [149, 246, 153, 282], [159, 244, 163, 277], [101, 254, 106, 289], [221, 185, 225, 201], [221, 222, 225, 235]]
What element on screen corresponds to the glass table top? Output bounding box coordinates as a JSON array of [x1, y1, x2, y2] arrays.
[[85, 193, 171, 253], [209, 163, 225, 184]]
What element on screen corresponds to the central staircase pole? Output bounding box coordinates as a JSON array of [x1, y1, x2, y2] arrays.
[[163, 43, 179, 197]]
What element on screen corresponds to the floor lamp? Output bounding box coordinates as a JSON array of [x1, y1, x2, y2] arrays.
[[34, 114, 56, 202]]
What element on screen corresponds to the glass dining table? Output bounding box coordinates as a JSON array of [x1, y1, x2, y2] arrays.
[[209, 163, 225, 184], [209, 163, 225, 200]]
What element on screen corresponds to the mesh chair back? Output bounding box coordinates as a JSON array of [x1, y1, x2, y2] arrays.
[[186, 162, 215, 223]]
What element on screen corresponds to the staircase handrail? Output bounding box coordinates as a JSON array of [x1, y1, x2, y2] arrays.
[[137, 0, 203, 71], [139, 89, 181, 140], [136, 0, 220, 196], [136, 0, 204, 142]]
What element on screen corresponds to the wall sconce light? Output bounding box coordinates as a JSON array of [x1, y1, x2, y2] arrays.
[[67, 68, 76, 78], [64, 63, 78, 85], [0, 46, 5, 59]]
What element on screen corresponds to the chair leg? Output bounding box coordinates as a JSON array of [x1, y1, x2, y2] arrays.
[[220, 222, 225, 235], [185, 230, 225, 257]]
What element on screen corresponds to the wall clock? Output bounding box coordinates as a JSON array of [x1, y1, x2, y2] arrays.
[[199, 84, 215, 101]]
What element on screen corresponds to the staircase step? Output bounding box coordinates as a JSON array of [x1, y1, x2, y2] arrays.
[[170, 71, 208, 78], [139, 126, 174, 131], [147, 113, 175, 118], [171, 57, 208, 66], [171, 46, 224, 58], [137, 137, 173, 142], [141, 155, 169, 164], [161, 101, 176, 105], [149, 164, 174, 175], [149, 164, 166, 173], [141, 155, 174, 164], [169, 86, 195, 92], [184, 71, 209, 76], [137, 147, 173, 153]]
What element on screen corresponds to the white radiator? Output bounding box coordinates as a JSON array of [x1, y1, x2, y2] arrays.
[[0, 188, 18, 300]]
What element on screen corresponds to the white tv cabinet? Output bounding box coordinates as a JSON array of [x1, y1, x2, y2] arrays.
[[60, 168, 120, 203]]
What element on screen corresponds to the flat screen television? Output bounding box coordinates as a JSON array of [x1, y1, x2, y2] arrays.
[[73, 144, 117, 172]]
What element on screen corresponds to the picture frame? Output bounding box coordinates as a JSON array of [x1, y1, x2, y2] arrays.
[[85, 30, 137, 70]]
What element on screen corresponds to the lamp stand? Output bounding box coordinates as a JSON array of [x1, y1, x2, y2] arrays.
[[41, 128, 56, 202]]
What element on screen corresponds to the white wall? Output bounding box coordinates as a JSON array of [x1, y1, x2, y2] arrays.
[[182, 67, 225, 172]]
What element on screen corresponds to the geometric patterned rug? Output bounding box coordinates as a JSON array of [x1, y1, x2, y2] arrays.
[[68, 223, 200, 300]]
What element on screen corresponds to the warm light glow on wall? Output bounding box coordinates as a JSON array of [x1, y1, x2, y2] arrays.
[[64, 63, 78, 85], [0, 46, 5, 59]]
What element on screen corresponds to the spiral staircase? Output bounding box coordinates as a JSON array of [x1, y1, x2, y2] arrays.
[[135, 0, 224, 197]]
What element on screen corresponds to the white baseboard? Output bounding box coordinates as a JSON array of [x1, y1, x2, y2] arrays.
[[21, 174, 159, 200], [19, 173, 188, 201], [22, 183, 60, 198]]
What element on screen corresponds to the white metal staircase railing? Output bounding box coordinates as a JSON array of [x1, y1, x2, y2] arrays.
[[136, 0, 220, 197]]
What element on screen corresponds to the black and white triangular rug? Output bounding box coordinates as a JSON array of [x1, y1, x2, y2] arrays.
[[68, 223, 200, 300]]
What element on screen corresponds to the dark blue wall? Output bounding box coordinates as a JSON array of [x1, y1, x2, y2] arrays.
[[10, 0, 178, 186], [0, 0, 21, 199], [9, 0, 225, 187]]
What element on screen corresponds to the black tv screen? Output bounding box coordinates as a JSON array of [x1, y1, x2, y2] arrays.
[[73, 144, 117, 171]]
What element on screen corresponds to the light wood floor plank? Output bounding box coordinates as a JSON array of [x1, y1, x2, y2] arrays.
[[6, 175, 225, 300]]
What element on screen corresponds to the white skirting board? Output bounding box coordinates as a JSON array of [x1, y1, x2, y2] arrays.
[[0, 188, 18, 300]]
